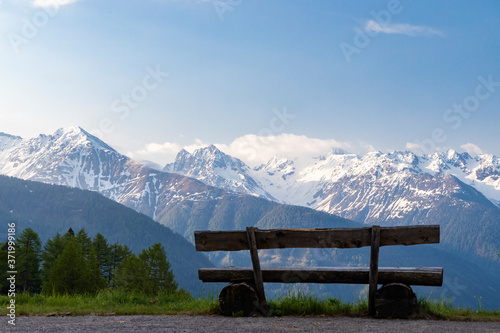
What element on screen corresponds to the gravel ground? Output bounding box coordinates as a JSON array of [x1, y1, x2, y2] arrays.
[[2, 315, 500, 333]]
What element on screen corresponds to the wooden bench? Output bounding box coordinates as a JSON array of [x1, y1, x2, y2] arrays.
[[194, 225, 443, 318]]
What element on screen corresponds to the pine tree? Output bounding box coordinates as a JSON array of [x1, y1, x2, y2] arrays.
[[63, 228, 76, 243], [87, 247, 107, 293], [139, 243, 178, 294], [114, 244, 177, 295], [17, 228, 42, 293], [92, 233, 112, 283], [46, 239, 91, 295], [75, 228, 93, 259], [109, 242, 132, 287], [41, 233, 66, 286], [114, 254, 147, 293]]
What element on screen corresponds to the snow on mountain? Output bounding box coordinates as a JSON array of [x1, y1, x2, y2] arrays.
[[0, 132, 22, 155], [164, 145, 276, 201], [0, 127, 228, 220], [420, 150, 500, 207], [292, 149, 499, 216], [1, 126, 498, 230], [0, 127, 125, 189], [164, 145, 500, 220]]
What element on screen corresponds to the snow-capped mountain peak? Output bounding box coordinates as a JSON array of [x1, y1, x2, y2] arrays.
[[164, 145, 276, 201], [52, 126, 117, 153], [0, 126, 231, 220], [0, 132, 22, 153], [1, 127, 499, 220], [0, 127, 128, 189], [162, 145, 500, 213]]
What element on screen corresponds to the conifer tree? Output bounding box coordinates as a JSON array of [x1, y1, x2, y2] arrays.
[[92, 233, 112, 282], [17, 228, 42, 293], [114, 254, 147, 293], [109, 242, 132, 287], [87, 247, 107, 292], [114, 243, 177, 295], [139, 243, 177, 294], [75, 228, 93, 259], [41, 232, 66, 286], [46, 239, 91, 295]]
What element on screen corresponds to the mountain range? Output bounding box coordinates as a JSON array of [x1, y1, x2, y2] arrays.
[[165, 145, 500, 209], [165, 144, 500, 268], [0, 127, 499, 308]]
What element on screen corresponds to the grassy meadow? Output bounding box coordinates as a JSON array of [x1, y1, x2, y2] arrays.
[[1, 290, 499, 321]]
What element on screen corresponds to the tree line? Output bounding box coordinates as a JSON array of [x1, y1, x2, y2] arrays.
[[0, 227, 179, 296]]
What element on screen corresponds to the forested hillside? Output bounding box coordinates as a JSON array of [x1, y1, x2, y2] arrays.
[[0, 175, 213, 295]]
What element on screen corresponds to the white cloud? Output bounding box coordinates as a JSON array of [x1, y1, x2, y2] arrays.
[[365, 20, 444, 37], [461, 143, 484, 156], [136, 142, 182, 167], [405, 142, 422, 151], [182, 139, 209, 154], [138, 142, 182, 155], [33, 0, 79, 8], [215, 134, 353, 167], [405, 142, 449, 155], [135, 134, 381, 168], [135, 138, 208, 167], [359, 141, 377, 153]]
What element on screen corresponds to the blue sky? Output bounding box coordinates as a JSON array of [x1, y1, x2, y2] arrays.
[[1, 0, 499, 166]]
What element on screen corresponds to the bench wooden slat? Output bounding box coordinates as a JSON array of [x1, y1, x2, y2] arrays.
[[198, 267, 443, 287], [194, 226, 440, 252]]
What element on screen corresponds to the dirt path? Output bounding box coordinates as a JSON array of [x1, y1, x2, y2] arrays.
[[3, 315, 500, 333]]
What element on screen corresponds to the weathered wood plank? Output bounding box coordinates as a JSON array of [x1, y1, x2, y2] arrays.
[[368, 226, 380, 316], [198, 267, 444, 286], [194, 226, 440, 252], [246, 227, 267, 315], [195, 228, 371, 251], [380, 225, 440, 246], [195, 231, 249, 251]]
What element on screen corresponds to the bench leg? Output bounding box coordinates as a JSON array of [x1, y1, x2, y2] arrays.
[[368, 226, 380, 316], [375, 283, 417, 318], [246, 227, 267, 316], [219, 282, 262, 316]]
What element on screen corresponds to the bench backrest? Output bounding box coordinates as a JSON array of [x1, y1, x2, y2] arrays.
[[194, 225, 440, 251], [195, 225, 440, 317]]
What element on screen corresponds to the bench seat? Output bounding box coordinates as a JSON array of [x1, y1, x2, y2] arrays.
[[199, 266, 443, 286]]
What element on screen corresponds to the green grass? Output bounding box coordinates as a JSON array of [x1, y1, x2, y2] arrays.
[[0, 289, 219, 316], [417, 296, 500, 321], [1, 290, 499, 321], [267, 291, 368, 317]]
